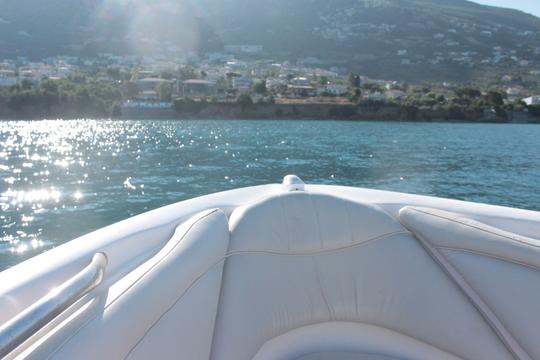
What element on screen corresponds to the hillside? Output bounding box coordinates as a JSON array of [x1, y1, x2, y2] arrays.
[[1, 0, 539, 81]]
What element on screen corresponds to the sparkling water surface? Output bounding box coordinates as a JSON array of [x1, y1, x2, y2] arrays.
[[1, 119, 540, 270]]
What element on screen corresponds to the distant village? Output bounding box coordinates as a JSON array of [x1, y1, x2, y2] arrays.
[[319, 16, 540, 66], [0, 43, 540, 121]]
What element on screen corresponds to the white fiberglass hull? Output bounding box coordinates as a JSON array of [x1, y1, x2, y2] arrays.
[[1, 176, 540, 360]]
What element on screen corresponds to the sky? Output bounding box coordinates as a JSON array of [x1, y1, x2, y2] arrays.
[[472, 0, 540, 17]]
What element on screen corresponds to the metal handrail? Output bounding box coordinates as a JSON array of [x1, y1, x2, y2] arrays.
[[0, 252, 108, 358]]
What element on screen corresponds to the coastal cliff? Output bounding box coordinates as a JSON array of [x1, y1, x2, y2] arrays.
[[121, 102, 538, 123], [1, 102, 538, 122]]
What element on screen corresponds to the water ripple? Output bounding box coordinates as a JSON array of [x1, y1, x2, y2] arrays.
[[1, 119, 540, 270]]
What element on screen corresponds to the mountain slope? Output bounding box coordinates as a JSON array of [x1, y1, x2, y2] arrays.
[[0, 0, 539, 81]]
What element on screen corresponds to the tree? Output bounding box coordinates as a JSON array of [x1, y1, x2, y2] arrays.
[[486, 91, 504, 107], [362, 83, 383, 93], [107, 67, 123, 80], [40, 79, 59, 93], [454, 87, 481, 99], [130, 66, 139, 81], [238, 94, 253, 111], [348, 73, 361, 89], [348, 88, 361, 103], [21, 79, 33, 90], [253, 80, 267, 95], [156, 82, 172, 101], [160, 71, 175, 80], [178, 66, 197, 80]]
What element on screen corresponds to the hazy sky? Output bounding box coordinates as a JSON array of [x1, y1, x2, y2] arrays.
[[472, 0, 540, 17]]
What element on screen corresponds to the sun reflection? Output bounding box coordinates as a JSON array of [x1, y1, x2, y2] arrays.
[[1, 188, 62, 204], [14, 244, 29, 254]]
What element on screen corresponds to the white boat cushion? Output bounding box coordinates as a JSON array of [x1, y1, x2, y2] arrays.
[[227, 191, 405, 253], [48, 208, 230, 360], [211, 192, 512, 360], [399, 206, 540, 360], [253, 322, 461, 360]]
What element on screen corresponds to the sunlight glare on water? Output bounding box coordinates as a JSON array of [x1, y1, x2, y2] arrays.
[[1, 119, 540, 270]]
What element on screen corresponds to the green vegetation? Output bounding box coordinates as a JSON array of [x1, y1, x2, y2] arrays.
[[0, 68, 538, 122], [155, 82, 172, 101], [348, 74, 362, 103], [238, 94, 254, 111], [0, 75, 122, 117], [253, 81, 267, 95]]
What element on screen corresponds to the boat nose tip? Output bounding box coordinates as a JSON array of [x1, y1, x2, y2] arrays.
[[282, 174, 305, 192]]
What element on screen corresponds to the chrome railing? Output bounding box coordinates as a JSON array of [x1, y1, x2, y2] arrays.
[[0, 252, 108, 358]]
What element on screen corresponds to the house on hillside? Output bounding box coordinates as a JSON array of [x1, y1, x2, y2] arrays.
[[287, 85, 316, 97], [224, 45, 263, 55], [266, 78, 287, 90], [317, 84, 349, 96], [181, 79, 217, 98], [385, 90, 406, 101], [365, 92, 385, 101], [128, 77, 174, 101], [232, 77, 253, 92], [135, 78, 173, 92], [522, 96, 540, 106], [506, 87, 524, 98]]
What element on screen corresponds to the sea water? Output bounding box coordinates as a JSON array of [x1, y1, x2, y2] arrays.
[[1, 119, 540, 269]]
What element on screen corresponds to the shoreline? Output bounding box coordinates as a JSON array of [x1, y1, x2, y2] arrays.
[[1, 117, 538, 124], [1, 103, 538, 123], [1, 99, 539, 124]]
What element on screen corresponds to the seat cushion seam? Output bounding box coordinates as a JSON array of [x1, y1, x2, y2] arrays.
[[412, 232, 531, 360], [125, 259, 226, 359], [225, 230, 408, 256], [49, 230, 408, 359], [47, 209, 221, 359], [130, 233, 410, 359], [434, 246, 540, 273], [407, 207, 540, 249], [105, 209, 220, 310]]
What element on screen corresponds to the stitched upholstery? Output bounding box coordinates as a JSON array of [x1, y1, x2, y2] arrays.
[[49, 209, 230, 360], [210, 192, 512, 360], [400, 206, 540, 360], [42, 196, 533, 360], [253, 322, 461, 360]]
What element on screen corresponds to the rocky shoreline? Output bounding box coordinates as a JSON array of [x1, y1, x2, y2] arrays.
[[1, 102, 539, 123]]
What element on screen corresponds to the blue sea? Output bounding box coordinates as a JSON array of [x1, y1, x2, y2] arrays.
[[1, 119, 540, 270]]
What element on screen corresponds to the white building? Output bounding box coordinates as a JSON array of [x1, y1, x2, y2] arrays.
[[232, 77, 253, 92], [317, 84, 349, 96], [224, 45, 263, 55], [506, 87, 524, 97], [290, 77, 310, 86], [365, 91, 385, 101], [522, 96, 540, 106], [386, 90, 406, 100], [266, 78, 287, 90]]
